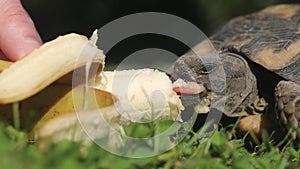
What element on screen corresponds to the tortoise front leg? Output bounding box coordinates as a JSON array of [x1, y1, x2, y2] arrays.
[[275, 80, 300, 147]]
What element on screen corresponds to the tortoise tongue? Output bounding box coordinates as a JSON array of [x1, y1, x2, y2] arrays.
[[172, 79, 206, 95], [173, 86, 199, 95]]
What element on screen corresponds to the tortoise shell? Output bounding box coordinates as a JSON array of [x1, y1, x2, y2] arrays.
[[210, 4, 300, 84]]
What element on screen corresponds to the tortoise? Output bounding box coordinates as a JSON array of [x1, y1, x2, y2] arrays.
[[168, 4, 300, 145]]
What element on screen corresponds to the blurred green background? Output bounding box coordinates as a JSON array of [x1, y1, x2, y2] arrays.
[[22, 0, 300, 63]]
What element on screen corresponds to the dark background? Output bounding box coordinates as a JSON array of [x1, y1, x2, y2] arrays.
[[22, 0, 300, 63]]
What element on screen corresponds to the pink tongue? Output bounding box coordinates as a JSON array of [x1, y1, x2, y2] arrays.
[[173, 87, 199, 95]]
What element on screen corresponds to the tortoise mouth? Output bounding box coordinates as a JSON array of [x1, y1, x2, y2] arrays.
[[171, 78, 216, 115], [172, 78, 205, 95]]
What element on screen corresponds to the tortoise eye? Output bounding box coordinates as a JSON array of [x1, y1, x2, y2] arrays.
[[196, 63, 218, 75]]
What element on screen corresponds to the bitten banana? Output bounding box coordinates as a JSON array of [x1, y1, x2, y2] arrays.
[[0, 31, 187, 150], [37, 69, 184, 148]]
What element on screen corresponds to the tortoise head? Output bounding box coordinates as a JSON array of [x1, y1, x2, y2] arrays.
[[169, 52, 259, 117]]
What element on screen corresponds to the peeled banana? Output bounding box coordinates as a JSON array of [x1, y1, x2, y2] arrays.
[[0, 31, 186, 149], [37, 69, 184, 148]]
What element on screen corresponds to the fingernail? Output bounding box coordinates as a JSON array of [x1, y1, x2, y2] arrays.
[[16, 38, 42, 60]]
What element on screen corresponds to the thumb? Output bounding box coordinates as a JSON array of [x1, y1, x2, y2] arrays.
[[0, 0, 42, 61]]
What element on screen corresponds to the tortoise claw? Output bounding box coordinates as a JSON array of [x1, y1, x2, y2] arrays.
[[252, 97, 268, 113]]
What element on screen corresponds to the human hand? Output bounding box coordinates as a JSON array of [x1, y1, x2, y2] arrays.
[[0, 0, 42, 61]]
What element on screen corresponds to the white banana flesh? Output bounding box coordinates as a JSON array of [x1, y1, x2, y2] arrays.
[[38, 69, 184, 148], [96, 69, 184, 122]]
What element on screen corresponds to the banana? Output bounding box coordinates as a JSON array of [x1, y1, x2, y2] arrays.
[[37, 69, 184, 148], [0, 31, 105, 104], [32, 86, 114, 130], [0, 31, 185, 149], [0, 83, 114, 143], [95, 69, 184, 122], [0, 60, 12, 73], [0, 84, 72, 131], [0, 31, 107, 132]]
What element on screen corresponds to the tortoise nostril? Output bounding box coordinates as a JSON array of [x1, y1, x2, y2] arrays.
[[195, 75, 202, 81]]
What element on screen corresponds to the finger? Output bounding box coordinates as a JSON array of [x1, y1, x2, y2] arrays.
[[0, 0, 42, 61]]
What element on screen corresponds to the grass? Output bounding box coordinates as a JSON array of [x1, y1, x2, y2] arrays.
[[0, 72, 299, 168], [0, 118, 299, 169]]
